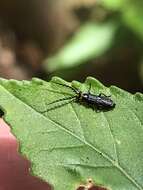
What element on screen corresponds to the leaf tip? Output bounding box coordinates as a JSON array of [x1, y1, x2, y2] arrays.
[[85, 77, 105, 90], [51, 76, 69, 84], [134, 92, 143, 101], [32, 78, 46, 85]]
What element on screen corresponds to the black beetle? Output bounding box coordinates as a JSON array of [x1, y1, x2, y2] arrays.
[[42, 81, 115, 112]]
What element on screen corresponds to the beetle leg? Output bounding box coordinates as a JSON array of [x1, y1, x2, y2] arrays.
[[88, 83, 92, 94], [96, 104, 104, 112], [96, 107, 102, 112], [41, 97, 76, 113], [99, 93, 111, 97], [45, 96, 77, 106]]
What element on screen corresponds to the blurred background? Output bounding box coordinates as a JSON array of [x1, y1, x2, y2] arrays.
[[0, 0, 143, 92]]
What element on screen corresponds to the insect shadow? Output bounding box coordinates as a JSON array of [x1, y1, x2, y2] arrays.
[[41, 81, 116, 113]]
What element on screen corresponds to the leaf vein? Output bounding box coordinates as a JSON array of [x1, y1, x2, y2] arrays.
[[1, 84, 142, 190], [102, 112, 119, 163]]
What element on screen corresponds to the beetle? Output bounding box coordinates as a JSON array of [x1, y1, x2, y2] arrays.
[[41, 81, 115, 113]]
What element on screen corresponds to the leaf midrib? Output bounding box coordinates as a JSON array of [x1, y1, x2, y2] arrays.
[[1, 84, 142, 190]]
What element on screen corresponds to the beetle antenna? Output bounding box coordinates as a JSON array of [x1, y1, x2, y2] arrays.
[[51, 81, 79, 94]]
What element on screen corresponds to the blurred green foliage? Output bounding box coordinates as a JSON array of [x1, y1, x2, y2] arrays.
[[43, 0, 143, 91], [44, 22, 117, 72], [102, 0, 143, 40]]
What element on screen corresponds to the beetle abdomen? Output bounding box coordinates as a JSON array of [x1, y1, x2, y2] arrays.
[[82, 93, 115, 109]]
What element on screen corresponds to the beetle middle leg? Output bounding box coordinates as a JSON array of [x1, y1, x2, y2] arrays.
[[99, 93, 111, 97], [96, 104, 104, 112]]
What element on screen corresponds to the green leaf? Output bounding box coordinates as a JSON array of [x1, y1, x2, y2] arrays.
[[0, 77, 143, 190], [44, 22, 117, 72]]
